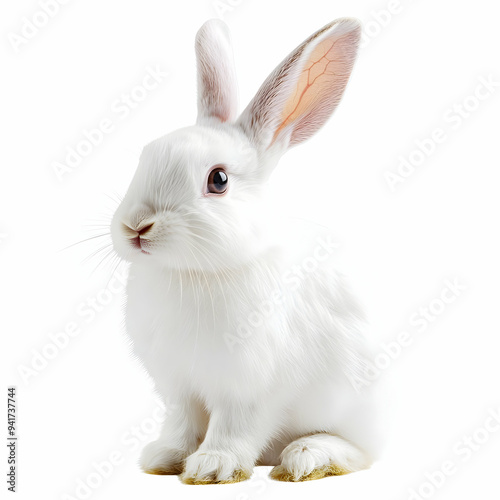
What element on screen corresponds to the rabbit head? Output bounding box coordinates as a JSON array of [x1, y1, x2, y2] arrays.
[[111, 18, 361, 272]]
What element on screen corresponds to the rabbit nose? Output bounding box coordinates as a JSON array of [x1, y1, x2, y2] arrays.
[[121, 221, 154, 237], [138, 222, 154, 236]]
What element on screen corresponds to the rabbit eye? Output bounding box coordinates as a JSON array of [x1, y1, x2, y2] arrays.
[[207, 167, 228, 194]]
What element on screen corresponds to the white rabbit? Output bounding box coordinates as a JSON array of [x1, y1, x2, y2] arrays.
[[111, 17, 382, 484]]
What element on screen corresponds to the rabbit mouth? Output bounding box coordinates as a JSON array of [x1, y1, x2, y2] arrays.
[[129, 234, 152, 255]]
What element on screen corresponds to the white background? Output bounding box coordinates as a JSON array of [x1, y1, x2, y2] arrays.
[[2, 0, 500, 499]]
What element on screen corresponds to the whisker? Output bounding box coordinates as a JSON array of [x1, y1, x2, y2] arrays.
[[59, 233, 111, 253], [81, 243, 113, 264], [89, 248, 118, 277]]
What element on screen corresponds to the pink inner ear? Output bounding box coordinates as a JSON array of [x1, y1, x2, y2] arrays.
[[196, 20, 238, 124], [272, 31, 356, 146], [200, 70, 231, 122]]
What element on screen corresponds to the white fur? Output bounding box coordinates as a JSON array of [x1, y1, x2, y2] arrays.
[[280, 434, 371, 480], [111, 18, 381, 483]]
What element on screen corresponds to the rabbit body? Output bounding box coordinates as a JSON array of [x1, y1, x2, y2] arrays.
[[111, 17, 381, 483], [128, 229, 377, 480]]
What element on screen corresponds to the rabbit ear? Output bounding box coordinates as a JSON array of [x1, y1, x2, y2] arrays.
[[237, 18, 361, 154], [195, 19, 238, 124]]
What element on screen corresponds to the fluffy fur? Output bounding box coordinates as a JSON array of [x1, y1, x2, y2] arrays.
[[110, 17, 381, 484]]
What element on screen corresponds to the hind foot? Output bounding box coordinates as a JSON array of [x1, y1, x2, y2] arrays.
[[270, 433, 371, 482]]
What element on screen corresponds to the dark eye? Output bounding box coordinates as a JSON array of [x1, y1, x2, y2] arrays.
[[207, 167, 228, 194]]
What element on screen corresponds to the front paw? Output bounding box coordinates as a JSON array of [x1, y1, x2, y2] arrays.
[[140, 440, 186, 475], [181, 450, 252, 484]]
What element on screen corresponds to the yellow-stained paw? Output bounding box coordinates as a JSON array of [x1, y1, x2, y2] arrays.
[[270, 463, 350, 482], [143, 464, 184, 475], [181, 449, 252, 485], [181, 468, 251, 485]]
